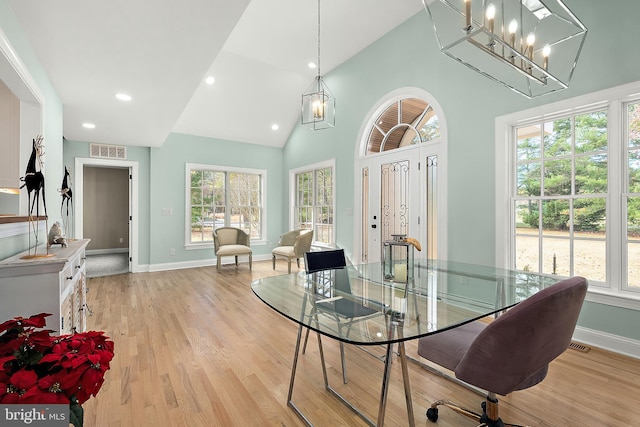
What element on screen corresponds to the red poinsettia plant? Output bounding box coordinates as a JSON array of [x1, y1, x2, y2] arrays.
[[0, 313, 114, 427]]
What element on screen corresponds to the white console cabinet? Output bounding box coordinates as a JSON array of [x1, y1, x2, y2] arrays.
[[0, 239, 90, 334]]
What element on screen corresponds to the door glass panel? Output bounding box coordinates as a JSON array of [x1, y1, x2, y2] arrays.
[[426, 155, 438, 259], [362, 167, 369, 263], [380, 160, 409, 242]]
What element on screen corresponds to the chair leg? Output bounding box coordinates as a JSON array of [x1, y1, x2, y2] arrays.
[[426, 394, 518, 427], [297, 258, 301, 268], [272, 255, 276, 270], [217, 257, 221, 271], [287, 260, 291, 274], [339, 342, 348, 384], [426, 400, 482, 424], [249, 254, 252, 270], [235, 255, 238, 267]]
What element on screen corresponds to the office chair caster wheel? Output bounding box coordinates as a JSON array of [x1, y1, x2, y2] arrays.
[[426, 407, 438, 422]]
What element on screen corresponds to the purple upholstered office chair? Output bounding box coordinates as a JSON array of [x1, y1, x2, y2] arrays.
[[417, 276, 588, 426]]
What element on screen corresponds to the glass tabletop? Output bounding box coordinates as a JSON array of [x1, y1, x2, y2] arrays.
[[251, 259, 559, 345]]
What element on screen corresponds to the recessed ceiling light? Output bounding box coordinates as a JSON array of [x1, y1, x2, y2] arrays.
[[115, 93, 132, 101], [308, 62, 317, 69], [271, 124, 279, 131], [82, 123, 96, 129], [205, 76, 215, 85]]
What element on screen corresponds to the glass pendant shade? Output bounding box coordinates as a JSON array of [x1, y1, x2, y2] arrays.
[[422, 0, 587, 98], [302, 75, 335, 130]]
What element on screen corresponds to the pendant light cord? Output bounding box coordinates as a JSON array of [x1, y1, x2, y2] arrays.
[[317, 0, 321, 80]]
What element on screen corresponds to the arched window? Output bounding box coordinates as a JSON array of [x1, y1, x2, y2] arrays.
[[366, 98, 440, 154]]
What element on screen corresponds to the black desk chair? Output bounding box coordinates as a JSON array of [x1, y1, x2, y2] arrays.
[[417, 276, 588, 426], [304, 249, 383, 384]]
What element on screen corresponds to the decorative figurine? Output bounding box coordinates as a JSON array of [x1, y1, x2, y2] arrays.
[[20, 135, 48, 219], [19, 135, 52, 258], [48, 221, 67, 247], [58, 166, 73, 238]]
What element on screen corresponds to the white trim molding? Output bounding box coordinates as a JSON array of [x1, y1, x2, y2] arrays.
[[496, 80, 640, 310], [574, 326, 640, 360], [74, 157, 140, 273]]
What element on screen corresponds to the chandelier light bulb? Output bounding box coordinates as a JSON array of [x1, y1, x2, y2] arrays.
[[464, 0, 471, 29], [526, 33, 536, 47], [312, 98, 324, 120], [486, 4, 495, 33], [508, 19, 518, 49], [543, 44, 551, 70]]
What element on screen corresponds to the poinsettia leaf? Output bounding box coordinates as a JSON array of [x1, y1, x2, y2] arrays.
[[11, 369, 37, 389], [69, 399, 84, 427]]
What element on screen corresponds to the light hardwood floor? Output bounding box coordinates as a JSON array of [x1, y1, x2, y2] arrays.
[[82, 261, 640, 426]]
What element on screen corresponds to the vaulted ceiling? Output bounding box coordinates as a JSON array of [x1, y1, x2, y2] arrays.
[[7, 0, 424, 148]]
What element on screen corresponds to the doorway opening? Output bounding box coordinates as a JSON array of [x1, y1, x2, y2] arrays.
[[74, 157, 139, 276]]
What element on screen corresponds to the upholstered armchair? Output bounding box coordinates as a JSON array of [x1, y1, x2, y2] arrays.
[[272, 229, 313, 273], [213, 227, 252, 271]]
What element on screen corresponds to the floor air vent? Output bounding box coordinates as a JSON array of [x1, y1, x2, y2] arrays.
[[90, 143, 126, 159], [569, 342, 591, 353]]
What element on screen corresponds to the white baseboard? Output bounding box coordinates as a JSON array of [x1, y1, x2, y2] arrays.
[[86, 248, 129, 255], [148, 253, 272, 272], [573, 326, 640, 360]]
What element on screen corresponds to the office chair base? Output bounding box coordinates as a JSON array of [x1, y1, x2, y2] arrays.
[[426, 398, 529, 427]]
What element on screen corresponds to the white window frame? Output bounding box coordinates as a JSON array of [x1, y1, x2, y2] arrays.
[[496, 81, 640, 310], [185, 163, 267, 249], [289, 159, 336, 248]]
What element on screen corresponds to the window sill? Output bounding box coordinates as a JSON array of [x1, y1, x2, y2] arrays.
[[586, 287, 640, 311]]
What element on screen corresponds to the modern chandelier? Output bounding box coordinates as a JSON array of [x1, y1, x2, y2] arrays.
[[422, 0, 587, 98], [301, 0, 335, 130]]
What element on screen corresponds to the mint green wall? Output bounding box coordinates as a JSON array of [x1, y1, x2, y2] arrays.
[[3, 0, 639, 344], [0, 1, 64, 257], [148, 133, 284, 265], [62, 140, 152, 266], [283, 0, 640, 341], [63, 134, 283, 268]]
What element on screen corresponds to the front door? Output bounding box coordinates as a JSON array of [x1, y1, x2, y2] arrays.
[[360, 147, 440, 263], [365, 148, 421, 263]]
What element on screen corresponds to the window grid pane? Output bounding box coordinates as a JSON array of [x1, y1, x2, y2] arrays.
[[189, 168, 263, 244], [295, 167, 334, 246], [514, 110, 608, 283]]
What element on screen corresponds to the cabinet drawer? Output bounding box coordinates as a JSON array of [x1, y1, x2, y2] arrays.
[[69, 250, 86, 278], [60, 263, 74, 296]]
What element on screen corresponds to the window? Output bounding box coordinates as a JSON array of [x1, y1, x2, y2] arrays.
[[513, 111, 608, 283], [187, 163, 265, 246], [497, 82, 640, 306], [291, 161, 335, 247], [366, 98, 440, 154]]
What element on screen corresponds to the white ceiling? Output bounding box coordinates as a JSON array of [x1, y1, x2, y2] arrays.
[[8, 0, 424, 148]]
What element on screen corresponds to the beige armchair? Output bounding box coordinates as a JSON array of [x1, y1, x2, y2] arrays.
[[213, 227, 252, 271], [272, 229, 313, 273]]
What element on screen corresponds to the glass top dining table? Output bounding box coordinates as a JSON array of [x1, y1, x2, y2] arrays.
[[251, 259, 558, 346], [250, 259, 560, 427]]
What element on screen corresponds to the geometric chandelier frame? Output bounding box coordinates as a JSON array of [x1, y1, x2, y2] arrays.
[[422, 0, 587, 98], [302, 0, 335, 130]]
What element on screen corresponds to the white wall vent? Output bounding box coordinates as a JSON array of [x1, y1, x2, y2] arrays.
[[89, 143, 126, 159]]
